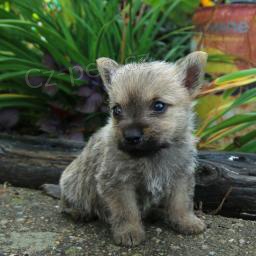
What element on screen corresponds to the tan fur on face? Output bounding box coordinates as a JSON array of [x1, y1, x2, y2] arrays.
[[110, 62, 190, 106], [107, 62, 194, 147]]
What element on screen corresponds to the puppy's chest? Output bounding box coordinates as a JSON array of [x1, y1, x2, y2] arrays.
[[137, 164, 173, 206]]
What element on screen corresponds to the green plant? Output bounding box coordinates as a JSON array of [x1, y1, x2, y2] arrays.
[[196, 69, 256, 152], [3, 0, 254, 152], [0, 0, 195, 138]]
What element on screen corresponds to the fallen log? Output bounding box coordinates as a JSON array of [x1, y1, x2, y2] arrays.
[[195, 152, 256, 220], [0, 133, 83, 188], [0, 133, 256, 219]]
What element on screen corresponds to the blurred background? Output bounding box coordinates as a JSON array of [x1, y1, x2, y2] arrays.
[[0, 0, 255, 152]]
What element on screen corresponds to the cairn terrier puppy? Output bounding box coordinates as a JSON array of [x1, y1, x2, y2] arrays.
[[60, 51, 207, 246]]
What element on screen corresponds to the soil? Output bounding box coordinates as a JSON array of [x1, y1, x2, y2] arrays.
[[0, 185, 256, 256]]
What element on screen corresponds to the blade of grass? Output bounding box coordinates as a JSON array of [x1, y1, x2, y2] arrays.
[[200, 113, 256, 139], [224, 129, 256, 151]]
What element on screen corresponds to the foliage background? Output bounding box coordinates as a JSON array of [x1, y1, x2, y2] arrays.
[[0, 0, 255, 152]]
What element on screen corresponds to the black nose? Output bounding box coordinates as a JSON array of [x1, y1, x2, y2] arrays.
[[123, 128, 143, 145]]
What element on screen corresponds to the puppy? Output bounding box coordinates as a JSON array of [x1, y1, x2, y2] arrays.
[[60, 51, 207, 246]]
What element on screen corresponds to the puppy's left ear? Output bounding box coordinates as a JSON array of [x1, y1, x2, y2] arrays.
[[96, 57, 120, 91], [175, 51, 208, 97]]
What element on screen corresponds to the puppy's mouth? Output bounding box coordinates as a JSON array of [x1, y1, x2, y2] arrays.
[[118, 139, 170, 158]]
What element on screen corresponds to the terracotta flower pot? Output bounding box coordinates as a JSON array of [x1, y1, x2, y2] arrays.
[[193, 4, 256, 75]]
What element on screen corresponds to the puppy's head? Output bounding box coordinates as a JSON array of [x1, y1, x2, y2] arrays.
[[97, 52, 207, 157]]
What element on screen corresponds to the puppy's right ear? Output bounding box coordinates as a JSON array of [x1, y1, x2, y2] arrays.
[[96, 57, 119, 90]]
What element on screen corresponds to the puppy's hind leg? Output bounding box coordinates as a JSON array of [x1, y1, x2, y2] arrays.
[[41, 184, 61, 199], [42, 184, 96, 222], [60, 195, 96, 222]]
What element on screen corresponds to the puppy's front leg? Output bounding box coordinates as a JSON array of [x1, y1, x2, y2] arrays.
[[167, 175, 206, 234], [104, 185, 145, 246]]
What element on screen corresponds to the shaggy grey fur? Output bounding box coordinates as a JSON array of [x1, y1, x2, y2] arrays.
[[60, 51, 208, 246]]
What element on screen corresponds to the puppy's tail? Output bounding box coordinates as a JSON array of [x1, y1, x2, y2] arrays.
[[41, 183, 61, 199]]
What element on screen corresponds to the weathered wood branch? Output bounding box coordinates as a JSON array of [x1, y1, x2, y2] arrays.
[[0, 133, 83, 188], [0, 133, 256, 219], [195, 151, 256, 219]]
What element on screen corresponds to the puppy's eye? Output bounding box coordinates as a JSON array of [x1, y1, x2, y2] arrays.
[[112, 105, 122, 117], [152, 101, 167, 113]]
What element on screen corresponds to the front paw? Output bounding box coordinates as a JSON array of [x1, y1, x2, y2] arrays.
[[113, 225, 145, 247], [170, 214, 206, 235]]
